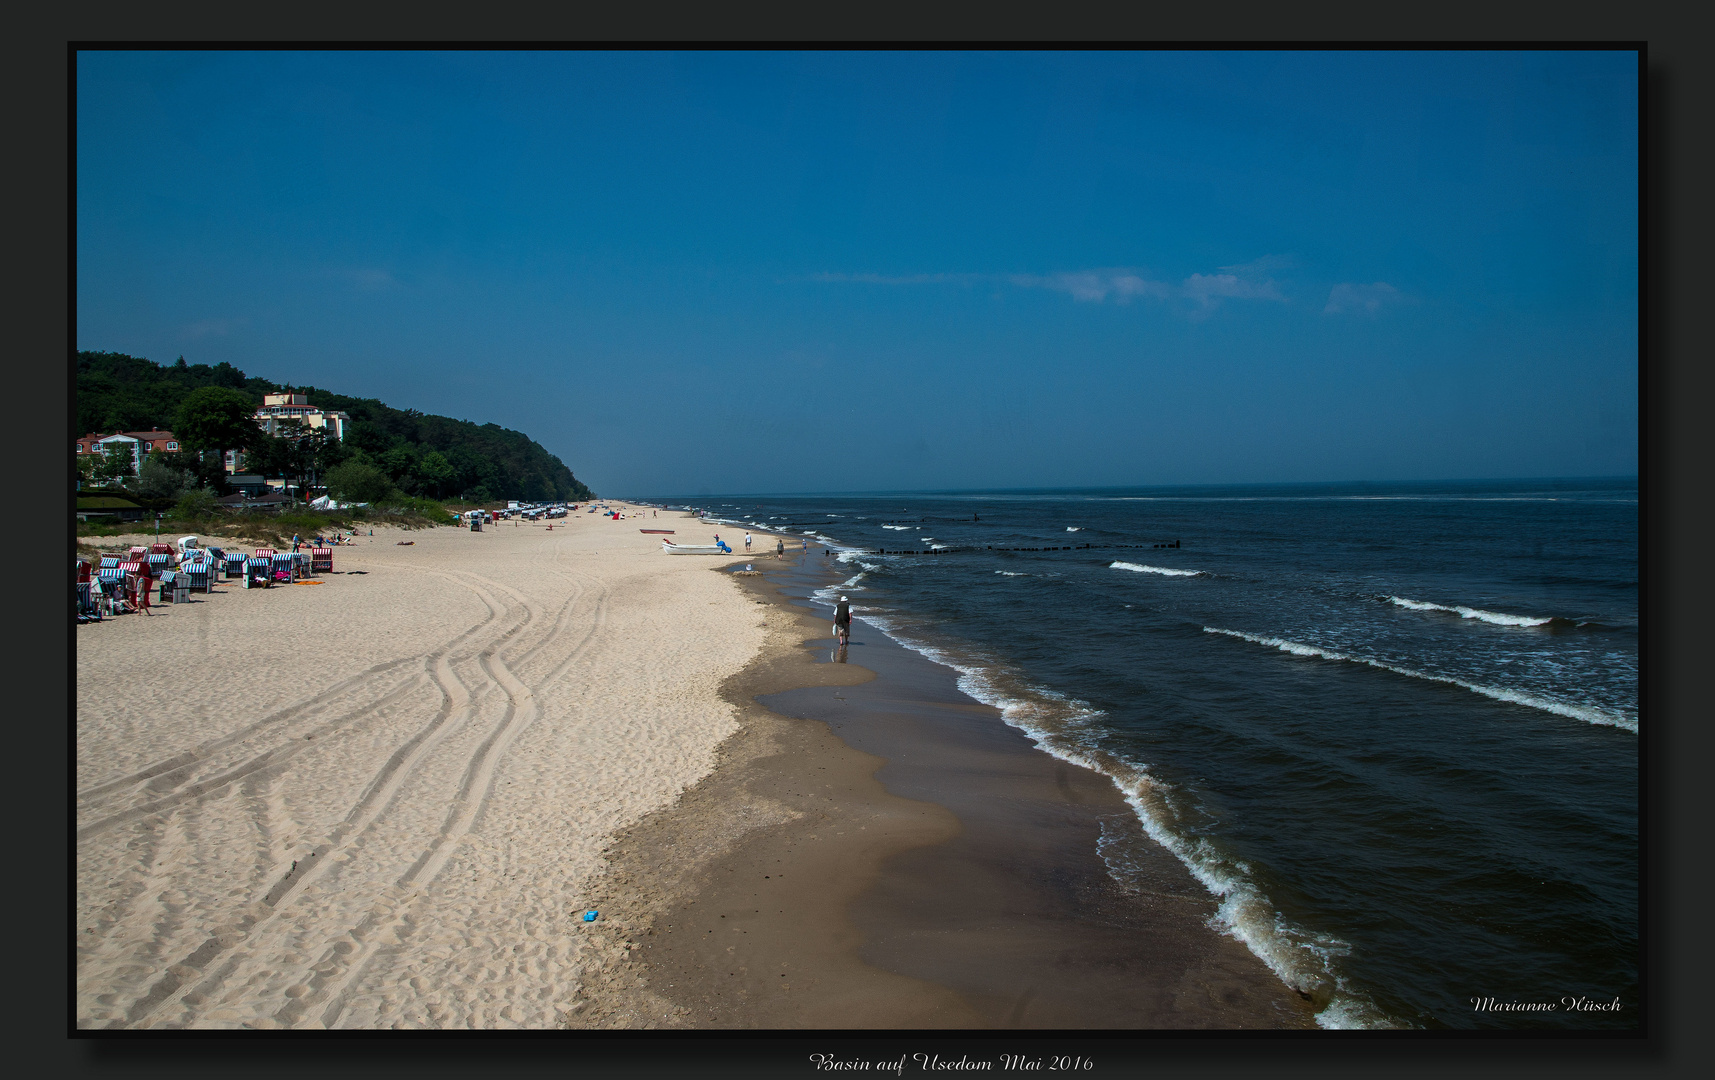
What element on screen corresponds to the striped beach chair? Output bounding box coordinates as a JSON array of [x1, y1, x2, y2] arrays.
[[157, 570, 186, 604], [146, 552, 172, 575], [179, 556, 212, 594], [99, 556, 120, 570], [309, 546, 333, 573], [93, 566, 124, 614], [271, 553, 297, 583], [117, 561, 144, 609], [244, 556, 273, 588], [254, 548, 277, 558], [77, 580, 101, 621], [225, 552, 249, 580]]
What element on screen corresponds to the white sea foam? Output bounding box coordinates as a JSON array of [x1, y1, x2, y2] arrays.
[[1110, 561, 1204, 578], [843, 610, 1397, 1028], [882, 525, 911, 531], [1203, 628, 1637, 733], [1067, 526, 1083, 532], [1388, 596, 1554, 628], [995, 571, 1026, 577]]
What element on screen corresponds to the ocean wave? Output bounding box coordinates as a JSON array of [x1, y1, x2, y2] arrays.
[[1203, 628, 1638, 733], [849, 610, 1397, 1029], [1388, 597, 1557, 628], [1111, 561, 1204, 578], [995, 571, 1026, 577], [882, 525, 911, 531], [1067, 526, 1083, 531]]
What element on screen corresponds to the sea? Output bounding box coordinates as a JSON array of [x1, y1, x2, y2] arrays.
[[647, 478, 1639, 1030]]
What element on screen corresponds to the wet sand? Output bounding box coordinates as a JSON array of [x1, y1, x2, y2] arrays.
[[575, 548, 1316, 1029]]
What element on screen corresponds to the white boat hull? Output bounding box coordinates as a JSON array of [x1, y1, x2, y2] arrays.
[[661, 543, 730, 555]]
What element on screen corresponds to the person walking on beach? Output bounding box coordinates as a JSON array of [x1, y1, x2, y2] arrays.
[[744, 531, 753, 551], [777, 537, 784, 557], [833, 595, 851, 646]]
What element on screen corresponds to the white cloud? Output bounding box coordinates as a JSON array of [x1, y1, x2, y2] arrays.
[[1008, 270, 1174, 303], [1182, 272, 1283, 309], [815, 264, 1286, 314], [1324, 282, 1403, 314]]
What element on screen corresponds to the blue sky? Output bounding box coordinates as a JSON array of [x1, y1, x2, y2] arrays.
[[76, 50, 1638, 497]]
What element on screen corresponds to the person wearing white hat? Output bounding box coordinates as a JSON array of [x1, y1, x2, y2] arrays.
[[833, 595, 851, 647]]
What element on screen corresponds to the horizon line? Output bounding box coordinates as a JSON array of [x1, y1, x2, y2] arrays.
[[618, 475, 1641, 500]]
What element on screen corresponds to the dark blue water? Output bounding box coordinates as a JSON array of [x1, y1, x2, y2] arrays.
[[647, 479, 1639, 1029]]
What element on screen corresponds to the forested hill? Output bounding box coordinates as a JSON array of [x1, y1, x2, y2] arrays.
[[76, 351, 594, 503]]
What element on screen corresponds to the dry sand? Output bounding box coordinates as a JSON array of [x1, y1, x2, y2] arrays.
[[75, 507, 778, 1029]]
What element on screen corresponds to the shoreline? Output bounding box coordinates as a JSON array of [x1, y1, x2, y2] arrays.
[[571, 532, 1315, 1029], [76, 504, 1310, 1029]]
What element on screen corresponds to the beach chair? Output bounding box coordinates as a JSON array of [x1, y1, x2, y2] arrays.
[[146, 552, 172, 575], [180, 557, 212, 594], [99, 556, 120, 570], [77, 581, 102, 622], [244, 556, 272, 588], [92, 569, 120, 615], [270, 553, 297, 583], [292, 552, 312, 578], [128, 546, 147, 560], [254, 548, 277, 559], [225, 553, 248, 580], [157, 570, 189, 604], [116, 561, 143, 610], [309, 547, 333, 573]]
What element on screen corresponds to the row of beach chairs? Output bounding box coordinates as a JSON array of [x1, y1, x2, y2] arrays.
[[77, 544, 335, 620]]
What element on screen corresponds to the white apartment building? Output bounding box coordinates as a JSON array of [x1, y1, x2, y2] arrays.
[[226, 392, 352, 472]]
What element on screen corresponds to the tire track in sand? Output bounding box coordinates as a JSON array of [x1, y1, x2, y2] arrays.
[[113, 568, 603, 1028], [278, 573, 610, 1029], [103, 572, 522, 1028]]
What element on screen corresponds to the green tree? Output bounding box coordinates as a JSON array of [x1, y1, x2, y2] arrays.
[[93, 443, 134, 485], [135, 453, 192, 499], [417, 450, 455, 498], [173, 387, 261, 481], [323, 460, 394, 504], [174, 487, 219, 519]]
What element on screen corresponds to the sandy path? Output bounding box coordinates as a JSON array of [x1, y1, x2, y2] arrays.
[[76, 508, 766, 1029]]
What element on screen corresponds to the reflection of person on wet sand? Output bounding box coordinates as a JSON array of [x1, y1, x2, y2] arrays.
[[833, 595, 851, 647]]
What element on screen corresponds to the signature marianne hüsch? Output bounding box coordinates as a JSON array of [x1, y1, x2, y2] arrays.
[[1470, 995, 1624, 1013]]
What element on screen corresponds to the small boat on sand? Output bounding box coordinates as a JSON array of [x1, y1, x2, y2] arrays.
[[661, 540, 730, 554], [639, 529, 675, 534]]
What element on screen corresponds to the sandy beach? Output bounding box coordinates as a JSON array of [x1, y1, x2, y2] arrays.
[[76, 508, 775, 1029], [76, 507, 1309, 1030]]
